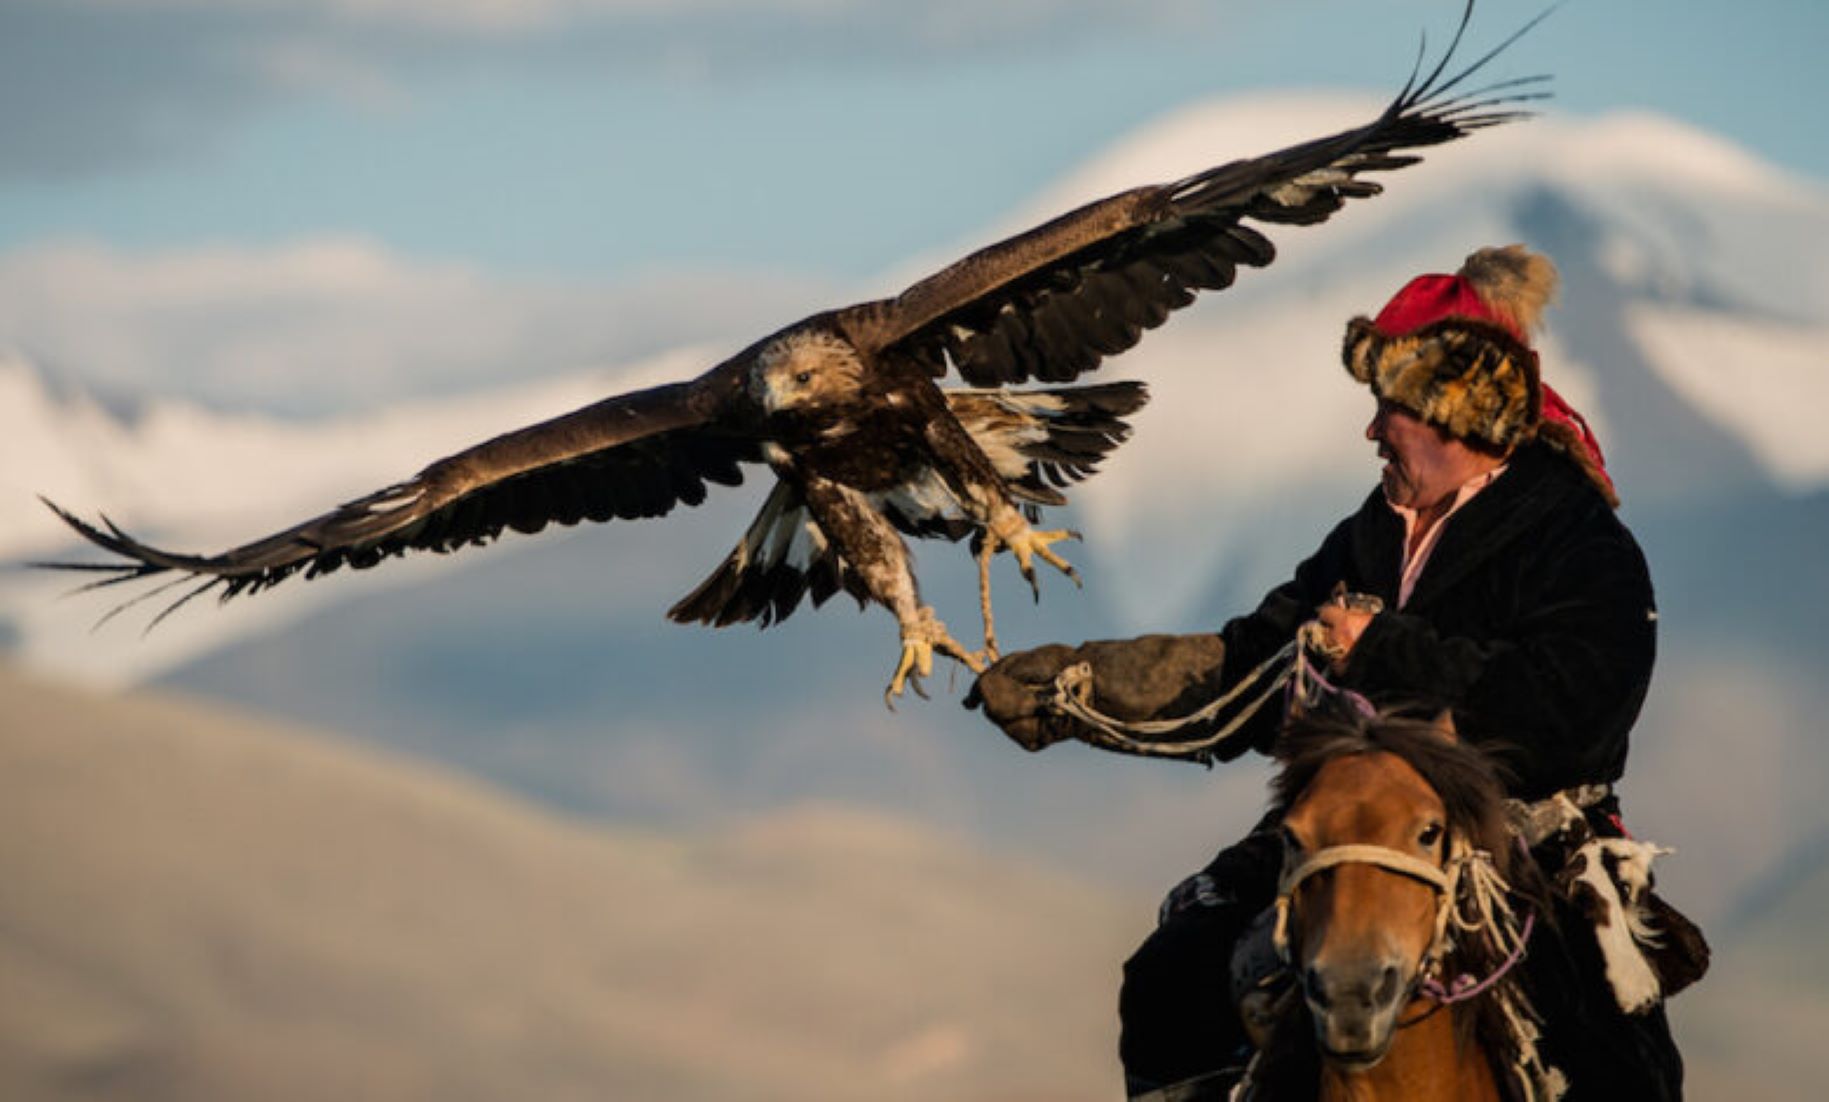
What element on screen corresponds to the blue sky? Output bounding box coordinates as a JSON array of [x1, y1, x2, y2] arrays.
[[3, 0, 1823, 284]]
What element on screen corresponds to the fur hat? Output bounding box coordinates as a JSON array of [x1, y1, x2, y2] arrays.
[[1342, 245, 1618, 506]]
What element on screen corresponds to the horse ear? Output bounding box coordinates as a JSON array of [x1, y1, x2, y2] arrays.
[[1431, 709, 1459, 743]]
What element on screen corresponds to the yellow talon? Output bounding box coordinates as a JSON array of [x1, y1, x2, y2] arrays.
[[1005, 526, 1083, 599], [885, 637, 936, 707], [884, 610, 987, 708]]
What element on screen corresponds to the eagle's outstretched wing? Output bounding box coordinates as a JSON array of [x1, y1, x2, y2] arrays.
[[853, 1, 1547, 385], [42, 377, 754, 625]]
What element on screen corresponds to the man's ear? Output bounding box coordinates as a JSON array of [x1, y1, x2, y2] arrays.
[[1430, 708, 1459, 744]]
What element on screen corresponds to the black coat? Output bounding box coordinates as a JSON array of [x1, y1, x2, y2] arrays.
[[1217, 441, 1657, 799]]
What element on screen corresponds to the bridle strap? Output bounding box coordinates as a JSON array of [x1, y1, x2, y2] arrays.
[[1279, 843, 1453, 897], [1272, 842, 1456, 965]]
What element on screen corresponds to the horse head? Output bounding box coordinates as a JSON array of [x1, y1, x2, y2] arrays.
[[1268, 710, 1523, 1074]]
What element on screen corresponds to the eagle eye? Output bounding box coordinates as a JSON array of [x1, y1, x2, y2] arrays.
[[794, 371, 813, 384]]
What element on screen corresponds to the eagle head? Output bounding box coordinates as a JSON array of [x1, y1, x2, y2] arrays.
[[750, 330, 866, 414]]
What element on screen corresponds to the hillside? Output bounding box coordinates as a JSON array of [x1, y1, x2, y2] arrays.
[[0, 665, 1142, 1101], [0, 667, 1819, 1099]]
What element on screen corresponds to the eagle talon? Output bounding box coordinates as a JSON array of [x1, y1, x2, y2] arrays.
[[885, 638, 935, 708], [885, 610, 985, 706], [1003, 526, 1081, 596]]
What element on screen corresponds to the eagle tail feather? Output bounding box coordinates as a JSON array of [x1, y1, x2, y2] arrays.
[[668, 480, 859, 630]]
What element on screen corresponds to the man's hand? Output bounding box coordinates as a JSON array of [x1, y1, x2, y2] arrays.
[[1315, 599, 1377, 671]]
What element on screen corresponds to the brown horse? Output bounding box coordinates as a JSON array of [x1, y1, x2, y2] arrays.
[[1245, 712, 1558, 1102]]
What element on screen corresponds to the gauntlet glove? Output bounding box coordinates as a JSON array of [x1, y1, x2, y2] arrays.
[[964, 634, 1228, 752]]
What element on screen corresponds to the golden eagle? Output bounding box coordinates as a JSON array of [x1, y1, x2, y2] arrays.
[[40, 6, 1545, 700]]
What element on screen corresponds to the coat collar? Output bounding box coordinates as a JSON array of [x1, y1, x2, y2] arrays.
[[1349, 443, 1593, 611]]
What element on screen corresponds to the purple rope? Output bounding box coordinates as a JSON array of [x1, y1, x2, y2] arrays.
[[1290, 642, 1378, 718], [1418, 910, 1536, 1005]]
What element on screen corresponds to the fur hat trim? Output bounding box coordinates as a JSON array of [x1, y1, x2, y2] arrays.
[[1341, 315, 1541, 448], [1342, 246, 1618, 506]]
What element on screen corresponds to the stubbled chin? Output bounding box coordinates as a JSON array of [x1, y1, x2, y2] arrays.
[[1381, 465, 1405, 502]]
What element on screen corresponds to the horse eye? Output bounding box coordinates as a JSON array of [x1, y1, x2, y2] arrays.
[[1281, 826, 1305, 854], [794, 371, 813, 384], [1418, 822, 1444, 849]]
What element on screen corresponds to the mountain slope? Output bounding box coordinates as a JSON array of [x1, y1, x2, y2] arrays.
[[0, 664, 1141, 1101]]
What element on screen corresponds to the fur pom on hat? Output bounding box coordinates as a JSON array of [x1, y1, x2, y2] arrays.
[[1343, 245, 1618, 506]]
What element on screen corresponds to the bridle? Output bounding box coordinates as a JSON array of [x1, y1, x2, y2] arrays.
[[1235, 826, 1562, 1102], [1271, 834, 1533, 1010]]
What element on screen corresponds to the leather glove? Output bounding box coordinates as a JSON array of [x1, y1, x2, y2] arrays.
[[961, 644, 1081, 751], [964, 634, 1229, 752]]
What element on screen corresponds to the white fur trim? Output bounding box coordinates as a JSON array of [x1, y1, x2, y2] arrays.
[[1568, 837, 1671, 1014]]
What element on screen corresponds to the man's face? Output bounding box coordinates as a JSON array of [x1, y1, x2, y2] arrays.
[[1366, 400, 1491, 511]]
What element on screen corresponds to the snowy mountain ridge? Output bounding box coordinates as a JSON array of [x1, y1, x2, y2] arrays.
[[7, 96, 1827, 682]]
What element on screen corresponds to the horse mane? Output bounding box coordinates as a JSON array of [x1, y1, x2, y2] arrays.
[[1254, 709, 1551, 1101]]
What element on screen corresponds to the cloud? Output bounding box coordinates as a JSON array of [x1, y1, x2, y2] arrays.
[[0, 237, 835, 414]]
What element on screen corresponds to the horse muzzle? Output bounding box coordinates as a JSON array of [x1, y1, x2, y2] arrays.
[[1304, 957, 1410, 1068]]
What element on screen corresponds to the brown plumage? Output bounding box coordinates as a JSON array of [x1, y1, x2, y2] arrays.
[[40, 2, 1547, 699]]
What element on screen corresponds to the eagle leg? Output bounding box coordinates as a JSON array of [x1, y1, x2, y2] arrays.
[[885, 606, 987, 708], [974, 532, 1001, 663]]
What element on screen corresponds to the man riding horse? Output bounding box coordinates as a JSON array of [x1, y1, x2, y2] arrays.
[[966, 245, 1700, 1098]]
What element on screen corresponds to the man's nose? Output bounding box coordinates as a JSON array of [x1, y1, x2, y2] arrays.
[[1365, 408, 1385, 441]]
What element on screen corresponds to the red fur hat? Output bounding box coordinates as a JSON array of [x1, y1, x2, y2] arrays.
[[1342, 245, 1617, 506]]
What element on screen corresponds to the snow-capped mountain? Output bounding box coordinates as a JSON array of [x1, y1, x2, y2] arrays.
[[11, 97, 1826, 678], [7, 96, 1829, 920]]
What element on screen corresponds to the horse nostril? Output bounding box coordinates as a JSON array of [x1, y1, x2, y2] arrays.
[[1304, 966, 1331, 1009], [1375, 964, 1402, 1007]]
